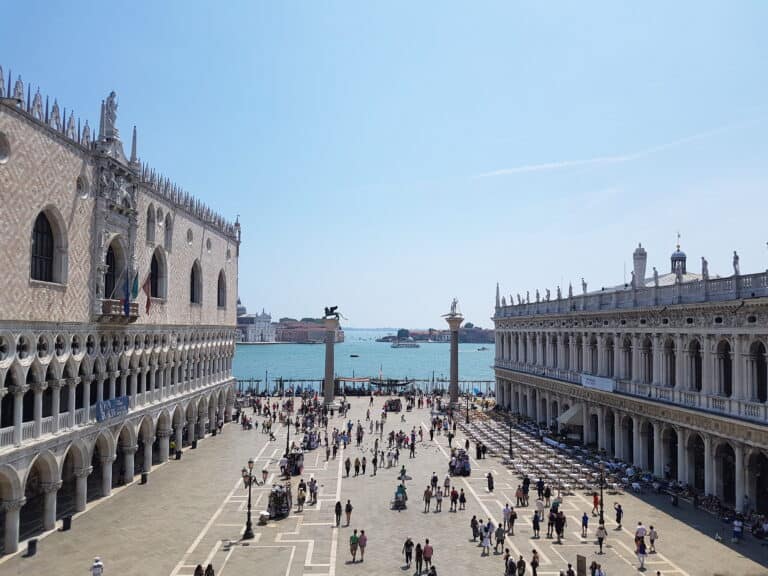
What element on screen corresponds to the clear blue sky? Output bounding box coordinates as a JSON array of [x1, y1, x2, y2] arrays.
[[3, 1, 767, 328]]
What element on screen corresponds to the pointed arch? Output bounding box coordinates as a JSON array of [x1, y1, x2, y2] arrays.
[[190, 260, 202, 304], [30, 206, 68, 284], [146, 203, 156, 243], [217, 269, 227, 308]]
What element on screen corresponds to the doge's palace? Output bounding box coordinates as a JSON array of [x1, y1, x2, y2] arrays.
[[494, 243, 768, 516], [0, 70, 240, 554]]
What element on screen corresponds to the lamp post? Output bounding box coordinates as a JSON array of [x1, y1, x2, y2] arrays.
[[599, 462, 605, 526], [285, 412, 291, 460], [508, 414, 514, 460], [465, 392, 470, 425], [241, 457, 256, 539]]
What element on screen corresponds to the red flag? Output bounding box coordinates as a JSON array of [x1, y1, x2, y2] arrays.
[[142, 273, 152, 314]]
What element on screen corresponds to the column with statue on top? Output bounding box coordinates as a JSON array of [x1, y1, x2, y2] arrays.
[[443, 298, 464, 407], [323, 306, 342, 406]]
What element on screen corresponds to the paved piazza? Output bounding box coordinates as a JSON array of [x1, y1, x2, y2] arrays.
[[1, 398, 766, 576]]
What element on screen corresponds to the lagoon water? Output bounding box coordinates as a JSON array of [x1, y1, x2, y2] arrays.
[[233, 329, 494, 391]]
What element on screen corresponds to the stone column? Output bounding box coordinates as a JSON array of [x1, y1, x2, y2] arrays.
[[676, 427, 687, 483], [582, 333, 590, 373], [653, 423, 662, 477], [632, 335, 641, 383], [633, 418, 642, 468], [122, 445, 137, 484], [557, 337, 566, 370], [613, 412, 623, 460], [101, 455, 115, 497], [582, 403, 591, 445], [50, 379, 62, 433], [129, 369, 137, 407], [597, 335, 606, 376], [12, 385, 26, 446], [652, 334, 662, 385], [445, 314, 464, 406], [597, 406, 606, 451], [33, 381, 46, 438], [143, 436, 154, 473], [735, 442, 745, 512], [733, 335, 745, 399], [82, 375, 92, 423], [2, 498, 26, 554], [96, 374, 105, 404], [157, 429, 171, 462], [74, 466, 92, 512], [704, 434, 714, 495], [175, 420, 186, 450], [67, 378, 77, 428], [323, 317, 340, 405], [187, 417, 196, 445], [675, 334, 684, 388], [614, 334, 622, 379], [702, 336, 714, 395], [41, 481, 61, 530]]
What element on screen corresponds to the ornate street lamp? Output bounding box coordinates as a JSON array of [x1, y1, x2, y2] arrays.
[[465, 392, 470, 425], [599, 462, 605, 526], [241, 457, 259, 539]]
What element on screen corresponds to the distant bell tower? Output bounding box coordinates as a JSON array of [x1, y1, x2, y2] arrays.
[[670, 233, 687, 274], [633, 243, 647, 285]]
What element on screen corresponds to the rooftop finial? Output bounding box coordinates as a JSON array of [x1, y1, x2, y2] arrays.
[[676, 231, 681, 251], [130, 125, 137, 163]]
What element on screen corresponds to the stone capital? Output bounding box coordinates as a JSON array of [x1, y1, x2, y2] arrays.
[[1, 498, 26, 512], [66, 378, 78, 387], [31, 380, 48, 393], [100, 454, 117, 464], [41, 480, 63, 494], [75, 466, 93, 478], [47, 379, 64, 391], [120, 444, 139, 455], [108, 370, 118, 379], [156, 428, 172, 438], [10, 384, 30, 396]]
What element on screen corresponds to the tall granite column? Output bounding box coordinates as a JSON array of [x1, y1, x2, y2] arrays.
[[444, 313, 464, 407], [324, 317, 340, 405]]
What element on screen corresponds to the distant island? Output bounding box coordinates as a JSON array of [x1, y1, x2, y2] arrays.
[[375, 325, 493, 344]]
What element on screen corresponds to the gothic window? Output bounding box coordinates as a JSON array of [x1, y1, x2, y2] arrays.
[[105, 244, 117, 299], [150, 249, 167, 299], [146, 204, 156, 243], [164, 214, 173, 251], [31, 212, 54, 282], [190, 260, 202, 304], [217, 270, 227, 308]]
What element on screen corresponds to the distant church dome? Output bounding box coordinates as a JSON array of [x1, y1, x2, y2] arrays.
[[670, 242, 687, 274]]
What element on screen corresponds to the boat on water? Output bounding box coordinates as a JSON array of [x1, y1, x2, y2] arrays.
[[391, 340, 420, 348], [350, 354, 359, 358], [477, 346, 489, 351]]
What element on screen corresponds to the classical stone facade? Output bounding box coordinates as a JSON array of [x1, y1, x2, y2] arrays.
[[0, 72, 239, 554], [236, 300, 276, 343], [493, 244, 768, 515]]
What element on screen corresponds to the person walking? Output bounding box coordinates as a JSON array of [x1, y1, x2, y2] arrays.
[[345, 499, 353, 526], [335, 501, 342, 526], [459, 488, 467, 510], [481, 523, 491, 556], [358, 530, 367, 562], [90, 557, 104, 576], [487, 471, 495, 493], [592, 492, 599, 516], [614, 502, 623, 529], [354, 457, 361, 477], [415, 543, 424, 575], [508, 506, 517, 535], [532, 510, 541, 538], [581, 512, 589, 538], [471, 515, 480, 542], [555, 511, 567, 544], [403, 537, 414, 568], [495, 523, 506, 554], [361, 456, 367, 475], [516, 555, 526, 576], [435, 488, 443, 512], [349, 529, 359, 563], [423, 486, 432, 513], [648, 525, 658, 553], [530, 550, 540, 576], [595, 523, 607, 554], [423, 539, 434, 571], [345, 457, 351, 477], [372, 453, 377, 476], [503, 503, 512, 532], [636, 537, 647, 570], [450, 487, 458, 512]]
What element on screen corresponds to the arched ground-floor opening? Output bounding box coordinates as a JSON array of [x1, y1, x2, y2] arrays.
[[687, 434, 706, 492], [715, 442, 736, 506], [747, 451, 768, 514], [661, 427, 679, 480], [88, 433, 113, 502], [640, 421, 654, 471], [603, 410, 615, 456], [586, 413, 599, 447], [622, 416, 634, 465], [19, 452, 57, 542], [550, 400, 559, 431]]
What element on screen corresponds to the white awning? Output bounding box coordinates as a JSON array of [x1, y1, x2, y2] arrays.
[[557, 403, 582, 426]]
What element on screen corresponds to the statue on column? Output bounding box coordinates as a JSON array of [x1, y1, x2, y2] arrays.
[[104, 91, 119, 138], [732, 250, 740, 276], [449, 298, 458, 315]]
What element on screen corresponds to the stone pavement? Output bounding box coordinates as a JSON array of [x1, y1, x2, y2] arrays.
[[1, 398, 766, 575]]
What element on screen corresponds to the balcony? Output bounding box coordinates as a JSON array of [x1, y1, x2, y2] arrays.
[[99, 299, 139, 322]]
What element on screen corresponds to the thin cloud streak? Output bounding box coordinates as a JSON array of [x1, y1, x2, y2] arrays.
[[477, 124, 737, 178]]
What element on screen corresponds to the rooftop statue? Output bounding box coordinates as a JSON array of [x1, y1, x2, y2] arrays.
[[545, 288, 550, 301], [535, 289, 540, 303], [701, 257, 709, 280], [105, 91, 118, 138], [630, 270, 636, 289], [556, 285, 561, 300], [653, 267, 659, 287], [526, 291, 530, 304], [581, 278, 587, 294], [13, 75, 23, 102], [517, 293, 522, 305], [733, 251, 740, 276]]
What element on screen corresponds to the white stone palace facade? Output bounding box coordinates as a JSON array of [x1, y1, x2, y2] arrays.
[[493, 244, 768, 515], [0, 70, 239, 554]]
